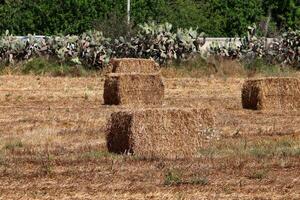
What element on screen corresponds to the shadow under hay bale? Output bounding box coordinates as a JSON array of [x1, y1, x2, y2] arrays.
[[103, 73, 164, 105], [106, 108, 215, 159], [242, 77, 300, 110], [111, 58, 159, 73]]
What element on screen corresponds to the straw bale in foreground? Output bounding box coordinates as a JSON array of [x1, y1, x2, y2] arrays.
[[106, 108, 215, 159], [242, 77, 300, 110]]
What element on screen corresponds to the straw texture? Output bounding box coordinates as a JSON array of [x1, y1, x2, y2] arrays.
[[242, 77, 300, 110], [103, 73, 164, 105], [106, 108, 215, 159], [111, 58, 159, 73]]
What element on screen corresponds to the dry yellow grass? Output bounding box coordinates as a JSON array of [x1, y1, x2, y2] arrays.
[[0, 75, 299, 199]]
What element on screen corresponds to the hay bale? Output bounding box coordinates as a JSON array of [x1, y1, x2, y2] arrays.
[[103, 73, 164, 105], [242, 77, 300, 110], [106, 108, 215, 159], [111, 58, 159, 73]]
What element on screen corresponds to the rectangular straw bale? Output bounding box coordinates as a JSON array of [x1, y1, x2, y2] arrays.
[[106, 108, 215, 159], [103, 73, 164, 105], [111, 58, 159, 73], [242, 77, 300, 110]]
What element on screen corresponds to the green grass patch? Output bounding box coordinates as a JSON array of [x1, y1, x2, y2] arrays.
[[21, 58, 88, 77], [198, 147, 217, 158], [80, 150, 117, 160], [4, 140, 23, 151], [247, 170, 268, 180], [164, 169, 183, 186], [243, 58, 296, 77], [163, 56, 297, 78], [198, 137, 300, 159], [1, 56, 298, 78], [164, 169, 209, 186]]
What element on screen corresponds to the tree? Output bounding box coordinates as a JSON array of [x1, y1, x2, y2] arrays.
[[262, 0, 300, 30], [0, 0, 120, 35], [0, 0, 298, 36]]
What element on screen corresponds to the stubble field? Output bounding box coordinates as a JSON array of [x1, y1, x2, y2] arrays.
[[0, 75, 299, 199]]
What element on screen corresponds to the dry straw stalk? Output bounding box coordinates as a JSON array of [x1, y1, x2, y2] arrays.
[[110, 58, 159, 73], [242, 77, 300, 110], [106, 108, 215, 159], [103, 73, 164, 106]]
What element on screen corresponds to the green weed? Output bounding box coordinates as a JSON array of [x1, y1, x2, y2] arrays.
[[198, 137, 300, 159], [4, 140, 23, 151], [81, 150, 115, 160], [164, 169, 182, 186], [190, 176, 209, 186], [39, 152, 53, 175], [247, 170, 268, 180], [164, 169, 209, 186]]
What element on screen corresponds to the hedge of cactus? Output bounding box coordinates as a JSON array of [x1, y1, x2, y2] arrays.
[[0, 22, 206, 68], [0, 22, 299, 69], [209, 25, 300, 68], [113, 22, 206, 64]]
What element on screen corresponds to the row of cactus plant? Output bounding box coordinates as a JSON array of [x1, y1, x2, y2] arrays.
[[0, 30, 113, 68], [118, 22, 206, 64], [209, 25, 300, 68], [270, 30, 300, 67], [0, 23, 206, 68], [0, 23, 299, 68]]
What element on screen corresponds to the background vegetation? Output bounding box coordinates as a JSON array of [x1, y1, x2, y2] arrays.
[[0, 0, 299, 37], [0, 0, 299, 76]]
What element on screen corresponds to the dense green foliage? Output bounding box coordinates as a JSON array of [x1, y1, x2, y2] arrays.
[[0, 0, 299, 36], [262, 0, 300, 30]]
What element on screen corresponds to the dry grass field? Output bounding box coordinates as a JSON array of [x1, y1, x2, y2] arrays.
[[0, 74, 299, 199]]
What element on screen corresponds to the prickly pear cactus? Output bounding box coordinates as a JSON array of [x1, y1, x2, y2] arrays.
[[113, 22, 206, 64], [209, 25, 299, 68], [1, 23, 298, 69]]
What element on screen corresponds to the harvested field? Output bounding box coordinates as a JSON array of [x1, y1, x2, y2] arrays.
[[106, 108, 215, 159], [103, 73, 164, 105], [242, 77, 300, 110], [111, 58, 159, 73], [0, 75, 299, 199]]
